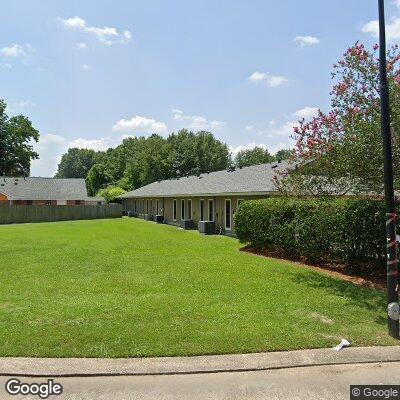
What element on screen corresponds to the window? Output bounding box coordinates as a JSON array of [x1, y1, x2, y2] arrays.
[[181, 199, 185, 220], [225, 199, 231, 230], [173, 199, 177, 221], [156, 199, 159, 215], [237, 199, 244, 208], [200, 199, 205, 221], [75, 200, 82, 205], [150, 199, 153, 214], [146, 200, 149, 214], [45, 200, 51, 205], [134, 200, 137, 213], [208, 199, 214, 221], [26, 200, 33, 206], [188, 199, 192, 219]]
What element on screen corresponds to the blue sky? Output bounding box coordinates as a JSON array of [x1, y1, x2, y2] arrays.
[[0, 0, 398, 176]]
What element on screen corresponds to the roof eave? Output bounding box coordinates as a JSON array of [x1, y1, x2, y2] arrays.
[[118, 190, 278, 199]]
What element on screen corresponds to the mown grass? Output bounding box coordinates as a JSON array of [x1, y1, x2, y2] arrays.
[[0, 217, 396, 357]]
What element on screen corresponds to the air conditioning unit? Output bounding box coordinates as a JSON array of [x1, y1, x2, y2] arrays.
[[180, 219, 194, 230], [154, 214, 164, 223], [144, 214, 153, 221], [198, 221, 216, 235], [127, 211, 135, 218]]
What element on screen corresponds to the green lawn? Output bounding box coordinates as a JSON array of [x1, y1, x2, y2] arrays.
[[0, 217, 396, 358]]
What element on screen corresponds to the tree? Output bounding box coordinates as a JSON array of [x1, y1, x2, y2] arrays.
[[277, 42, 400, 195], [0, 99, 39, 176], [97, 185, 126, 203], [86, 164, 113, 196], [57, 129, 231, 190], [234, 146, 274, 167], [167, 130, 230, 176], [55, 148, 106, 178], [274, 148, 292, 161]]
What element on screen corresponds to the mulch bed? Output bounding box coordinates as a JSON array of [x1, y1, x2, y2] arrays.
[[240, 246, 387, 291]]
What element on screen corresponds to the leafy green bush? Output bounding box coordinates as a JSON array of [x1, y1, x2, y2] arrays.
[[234, 197, 387, 273], [97, 185, 126, 203]]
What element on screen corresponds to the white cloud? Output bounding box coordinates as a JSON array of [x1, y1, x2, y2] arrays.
[[69, 137, 113, 151], [0, 63, 12, 69], [172, 108, 225, 130], [294, 36, 320, 46], [31, 133, 122, 176], [229, 141, 293, 158], [361, 20, 379, 37], [0, 44, 30, 57], [249, 71, 267, 81], [210, 120, 226, 129], [82, 64, 92, 71], [62, 16, 86, 29], [269, 142, 295, 154], [245, 125, 254, 131], [249, 71, 289, 87], [77, 42, 87, 49], [40, 133, 66, 145], [229, 142, 268, 158], [251, 120, 298, 139], [123, 30, 132, 43], [362, 18, 400, 41], [31, 134, 68, 177], [58, 16, 132, 45], [268, 121, 298, 137], [268, 76, 289, 87], [294, 106, 319, 119], [112, 116, 168, 135], [246, 108, 316, 143]]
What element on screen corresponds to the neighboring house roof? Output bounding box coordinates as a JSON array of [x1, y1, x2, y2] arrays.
[[119, 161, 289, 199], [0, 177, 103, 201]]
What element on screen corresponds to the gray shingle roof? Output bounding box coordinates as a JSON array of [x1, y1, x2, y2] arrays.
[[0, 177, 101, 201], [119, 161, 289, 198]]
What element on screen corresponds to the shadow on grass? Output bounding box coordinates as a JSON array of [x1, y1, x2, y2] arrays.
[[288, 268, 386, 320]]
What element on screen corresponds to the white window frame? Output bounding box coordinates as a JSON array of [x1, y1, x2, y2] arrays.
[[200, 199, 205, 221], [225, 199, 232, 231], [173, 199, 177, 221], [208, 199, 214, 222], [181, 199, 185, 220], [188, 199, 192, 219]]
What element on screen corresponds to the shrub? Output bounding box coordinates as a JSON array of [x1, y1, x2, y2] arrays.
[[234, 197, 388, 274], [97, 185, 126, 203]]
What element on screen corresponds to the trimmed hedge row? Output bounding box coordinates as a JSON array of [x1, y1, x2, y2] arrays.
[[234, 197, 389, 273]]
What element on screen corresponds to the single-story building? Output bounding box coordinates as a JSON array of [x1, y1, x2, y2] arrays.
[[119, 161, 288, 234], [0, 177, 104, 205]]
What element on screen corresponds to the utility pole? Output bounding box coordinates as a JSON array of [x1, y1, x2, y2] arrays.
[[378, 0, 399, 338]]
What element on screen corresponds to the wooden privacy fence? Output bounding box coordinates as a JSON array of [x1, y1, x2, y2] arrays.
[[0, 204, 122, 224]]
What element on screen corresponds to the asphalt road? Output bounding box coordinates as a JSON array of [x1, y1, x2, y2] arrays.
[[1, 361, 399, 400]]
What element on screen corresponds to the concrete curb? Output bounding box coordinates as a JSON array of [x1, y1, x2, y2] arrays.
[[0, 346, 400, 377]]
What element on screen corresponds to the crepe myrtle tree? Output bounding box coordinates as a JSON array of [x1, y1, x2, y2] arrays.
[[276, 42, 400, 195]]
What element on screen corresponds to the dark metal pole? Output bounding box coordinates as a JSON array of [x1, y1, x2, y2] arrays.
[[378, 0, 399, 338]]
